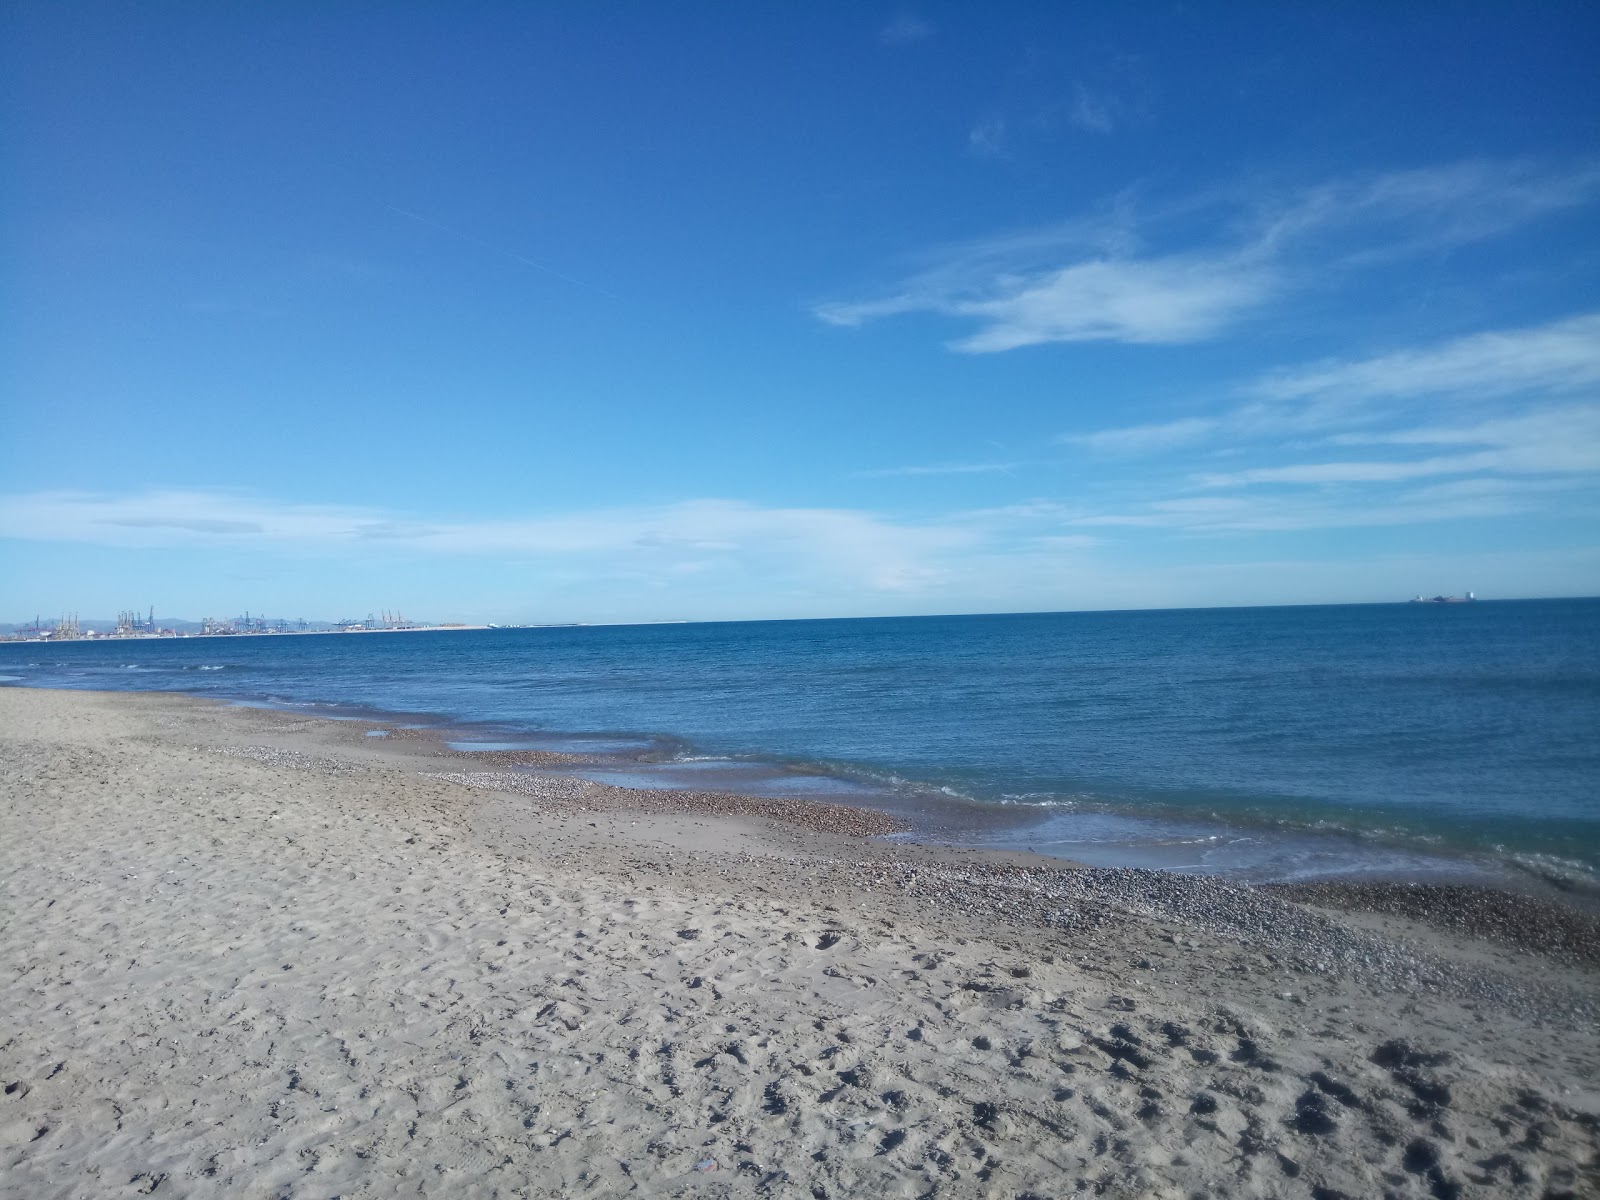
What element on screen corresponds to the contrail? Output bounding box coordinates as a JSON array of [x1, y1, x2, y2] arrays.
[[384, 204, 616, 298]]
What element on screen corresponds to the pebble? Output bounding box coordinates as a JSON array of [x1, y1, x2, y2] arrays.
[[428, 768, 908, 837]]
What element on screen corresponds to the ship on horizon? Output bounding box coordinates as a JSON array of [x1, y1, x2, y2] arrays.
[[1410, 591, 1476, 604]]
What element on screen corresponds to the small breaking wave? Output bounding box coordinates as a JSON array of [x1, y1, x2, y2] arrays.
[[1501, 852, 1600, 897]]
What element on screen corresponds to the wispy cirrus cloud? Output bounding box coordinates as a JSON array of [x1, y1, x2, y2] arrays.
[[1068, 474, 1598, 533], [97, 515, 266, 534], [1328, 405, 1600, 454], [1061, 54, 1155, 137], [816, 161, 1599, 353], [947, 256, 1271, 351], [3, 484, 1595, 617], [1053, 317, 1600, 533], [1067, 84, 1119, 135], [879, 12, 932, 45], [1299, 160, 1600, 264], [0, 490, 982, 595], [818, 247, 1273, 350], [966, 117, 1009, 160], [1064, 312, 1600, 453], [1189, 404, 1600, 487], [1197, 457, 1502, 488], [1061, 417, 1218, 456], [855, 461, 1017, 478], [1253, 312, 1600, 408]]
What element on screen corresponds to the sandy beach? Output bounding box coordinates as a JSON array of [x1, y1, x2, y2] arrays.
[[2, 688, 1597, 1198]]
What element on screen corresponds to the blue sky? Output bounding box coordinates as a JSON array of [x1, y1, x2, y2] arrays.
[[3, 2, 1598, 623]]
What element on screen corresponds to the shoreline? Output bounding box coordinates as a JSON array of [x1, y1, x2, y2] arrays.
[[198, 692, 1600, 963], [6, 668, 1594, 895], [259, 690, 1600, 903], [3, 688, 1598, 1197], [1, 600, 1595, 895]]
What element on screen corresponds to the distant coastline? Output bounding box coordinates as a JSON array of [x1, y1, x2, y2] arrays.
[[0, 623, 494, 644]]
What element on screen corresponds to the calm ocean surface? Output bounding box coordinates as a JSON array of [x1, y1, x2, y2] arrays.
[[4, 600, 1597, 889]]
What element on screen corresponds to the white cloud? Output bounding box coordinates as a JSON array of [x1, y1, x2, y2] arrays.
[[1197, 457, 1494, 487], [1069, 496, 1254, 528], [1029, 534, 1102, 550], [952, 500, 1075, 522], [1067, 475, 1592, 533], [5, 485, 1597, 619], [1061, 57, 1154, 137], [1062, 417, 1218, 455], [1067, 84, 1118, 135], [1329, 404, 1600, 455], [1047, 317, 1600, 543], [1323, 160, 1600, 261], [1201, 404, 1600, 487], [948, 256, 1272, 350], [816, 161, 1600, 353], [1253, 313, 1600, 407], [817, 246, 1273, 350], [856, 462, 1016, 478], [1400, 476, 1594, 504], [1059, 315, 1600, 477], [966, 117, 1008, 160], [0, 490, 979, 595], [880, 13, 932, 45]]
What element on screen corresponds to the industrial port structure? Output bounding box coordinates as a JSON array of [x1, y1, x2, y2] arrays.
[[3, 609, 471, 642]]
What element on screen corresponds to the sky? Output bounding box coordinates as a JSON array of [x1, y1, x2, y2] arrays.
[[3, 2, 1598, 624]]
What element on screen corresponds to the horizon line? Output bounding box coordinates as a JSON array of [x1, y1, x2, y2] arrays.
[[4, 592, 1598, 635]]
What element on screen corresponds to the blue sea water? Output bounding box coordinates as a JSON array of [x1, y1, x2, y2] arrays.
[[3, 600, 1597, 889]]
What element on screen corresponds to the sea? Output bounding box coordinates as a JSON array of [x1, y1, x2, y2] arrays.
[[3, 599, 1597, 892]]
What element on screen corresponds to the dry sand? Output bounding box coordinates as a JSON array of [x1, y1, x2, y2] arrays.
[[2, 687, 1597, 1199]]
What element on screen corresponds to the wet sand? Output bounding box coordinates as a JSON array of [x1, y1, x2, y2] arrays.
[[2, 688, 1597, 1198]]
